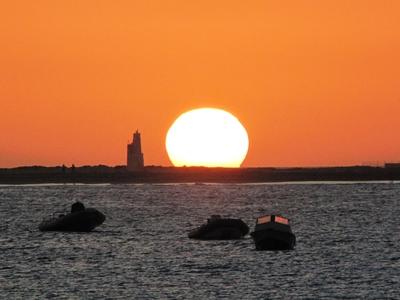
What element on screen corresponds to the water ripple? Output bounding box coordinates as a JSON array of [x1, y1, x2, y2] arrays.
[[0, 182, 399, 299]]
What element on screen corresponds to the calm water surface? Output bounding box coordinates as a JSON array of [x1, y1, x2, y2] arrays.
[[0, 182, 399, 299]]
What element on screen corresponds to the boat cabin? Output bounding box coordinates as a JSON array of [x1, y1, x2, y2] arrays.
[[256, 215, 289, 225]]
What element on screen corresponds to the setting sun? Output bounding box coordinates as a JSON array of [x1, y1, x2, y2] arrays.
[[166, 108, 249, 167]]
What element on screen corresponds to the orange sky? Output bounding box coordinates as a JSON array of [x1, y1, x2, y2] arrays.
[[1, 1, 400, 167]]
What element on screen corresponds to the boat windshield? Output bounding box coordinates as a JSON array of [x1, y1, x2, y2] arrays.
[[275, 216, 289, 225], [257, 215, 271, 224]]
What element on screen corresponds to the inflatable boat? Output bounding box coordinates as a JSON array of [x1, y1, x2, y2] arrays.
[[188, 215, 249, 240], [39, 202, 105, 232]]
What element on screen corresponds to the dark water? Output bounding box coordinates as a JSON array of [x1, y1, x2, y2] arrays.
[[0, 182, 399, 299]]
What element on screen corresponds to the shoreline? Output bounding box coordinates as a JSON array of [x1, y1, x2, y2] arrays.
[[1, 165, 400, 184], [1, 180, 399, 187]]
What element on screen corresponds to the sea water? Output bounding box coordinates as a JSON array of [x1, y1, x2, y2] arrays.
[[0, 182, 399, 299]]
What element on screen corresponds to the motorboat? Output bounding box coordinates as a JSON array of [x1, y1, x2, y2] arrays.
[[39, 202, 106, 232], [188, 215, 249, 240], [250, 215, 296, 250]]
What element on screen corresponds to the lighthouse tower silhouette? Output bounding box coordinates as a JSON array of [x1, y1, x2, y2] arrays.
[[127, 130, 144, 170]]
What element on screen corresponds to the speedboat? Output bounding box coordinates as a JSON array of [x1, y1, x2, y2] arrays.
[[39, 202, 106, 232], [188, 215, 249, 240], [250, 215, 296, 250]]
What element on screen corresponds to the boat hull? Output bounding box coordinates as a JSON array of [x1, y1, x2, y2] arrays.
[[188, 219, 249, 240], [39, 208, 106, 232], [251, 229, 296, 250]]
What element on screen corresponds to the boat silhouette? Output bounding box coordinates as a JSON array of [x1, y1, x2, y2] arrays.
[[250, 215, 296, 250]]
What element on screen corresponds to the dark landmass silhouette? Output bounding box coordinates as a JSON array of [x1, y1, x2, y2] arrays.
[[1, 164, 400, 184]]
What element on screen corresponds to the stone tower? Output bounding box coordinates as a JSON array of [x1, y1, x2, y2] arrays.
[[127, 130, 144, 170]]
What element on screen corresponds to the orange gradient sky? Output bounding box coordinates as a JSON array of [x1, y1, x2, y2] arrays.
[[1, 1, 400, 167]]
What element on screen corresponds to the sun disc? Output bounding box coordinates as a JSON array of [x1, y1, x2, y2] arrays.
[[166, 108, 249, 167]]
